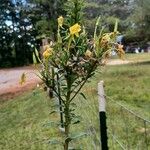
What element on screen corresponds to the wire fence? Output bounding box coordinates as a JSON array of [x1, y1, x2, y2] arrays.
[[74, 87, 101, 150], [54, 81, 149, 150], [106, 95, 150, 150], [75, 84, 150, 150]]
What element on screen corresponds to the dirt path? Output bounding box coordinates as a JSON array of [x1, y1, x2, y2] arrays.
[[0, 60, 131, 100], [107, 59, 132, 65], [0, 66, 41, 100]]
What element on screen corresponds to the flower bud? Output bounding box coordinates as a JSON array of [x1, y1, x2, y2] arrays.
[[58, 16, 64, 27]]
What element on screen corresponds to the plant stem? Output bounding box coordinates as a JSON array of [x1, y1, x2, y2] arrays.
[[64, 110, 70, 150], [64, 84, 71, 150], [57, 74, 64, 128], [64, 103, 70, 150]]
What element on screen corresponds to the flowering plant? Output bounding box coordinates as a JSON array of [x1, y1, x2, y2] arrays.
[[31, 0, 124, 149]]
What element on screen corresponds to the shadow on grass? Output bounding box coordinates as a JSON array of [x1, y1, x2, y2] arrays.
[[132, 61, 150, 65], [124, 60, 150, 67]]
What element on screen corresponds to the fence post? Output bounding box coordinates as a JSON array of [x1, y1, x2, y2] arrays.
[[98, 81, 108, 150]]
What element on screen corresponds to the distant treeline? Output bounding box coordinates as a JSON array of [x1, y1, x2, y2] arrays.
[[0, 0, 149, 67], [0, 0, 66, 67]]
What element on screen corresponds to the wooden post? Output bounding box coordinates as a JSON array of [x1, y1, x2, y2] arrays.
[[98, 81, 108, 150]]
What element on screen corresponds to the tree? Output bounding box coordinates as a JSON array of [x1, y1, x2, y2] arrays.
[[0, 0, 15, 67], [83, 0, 133, 34], [0, 0, 40, 67], [13, 0, 35, 65], [0, 0, 68, 67], [129, 0, 150, 41], [27, 0, 67, 39]]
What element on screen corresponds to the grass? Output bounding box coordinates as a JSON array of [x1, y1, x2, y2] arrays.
[[99, 62, 150, 118], [0, 88, 100, 150], [125, 53, 150, 62], [111, 53, 150, 62], [0, 53, 150, 149], [0, 90, 61, 150], [97, 62, 150, 149]]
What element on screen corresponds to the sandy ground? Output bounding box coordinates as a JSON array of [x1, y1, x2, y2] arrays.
[[107, 59, 131, 65], [0, 66, 41, 100], [0, 60, 131, 100]]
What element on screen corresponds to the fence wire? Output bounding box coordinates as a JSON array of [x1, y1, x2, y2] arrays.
[[75, 87, 101, 150], [55, 86, 149, 150], [105, 95, 150, 150]]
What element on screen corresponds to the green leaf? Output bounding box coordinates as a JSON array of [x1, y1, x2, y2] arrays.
[[79, 92, 87, 100], [70, 132, 88, 140], [35, 48, 42, 63], [69, 147, 83, 150], [114, 19, 119, 33], [32, 52, 37, 64], [72, 118, 80, 124], [94, 16, 101, 40], [70, 102, 77, 108], [99, 25, 105, 37], [35, 48, 39, 58]]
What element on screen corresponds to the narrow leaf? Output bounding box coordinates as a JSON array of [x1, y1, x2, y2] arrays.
[[72, 118, 80, 124], [114, 19, 118, 33], [35, 48, 42, 63], [71, 132, 88, 140], [69, 147, 83, 150], [35, 48, 39, 58], [69, 148, 83, 150], [94, 16, 101, 40], [80, 92, 87, 100], [32, 52, 37, 64]]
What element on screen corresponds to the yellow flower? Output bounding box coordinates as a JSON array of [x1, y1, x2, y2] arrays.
[[43, 47, 53, 59], [69, 23, 81, 37], [85, 50, 92, 58], [58, 16, 64, 27]]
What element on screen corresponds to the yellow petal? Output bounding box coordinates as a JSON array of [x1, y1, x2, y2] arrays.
[[19, 73, 26, 85], [69, 23, 81, 36], [43, 47, 53, 59]]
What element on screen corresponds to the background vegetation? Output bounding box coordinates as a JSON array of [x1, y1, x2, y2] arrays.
[[0, 0, 149, 67]]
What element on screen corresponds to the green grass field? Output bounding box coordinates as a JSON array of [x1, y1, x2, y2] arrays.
[[112, 53, 150, 62], [0, 53, 150, 149], [125, 53, 150, 62], [99, 62, 150, 149]]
